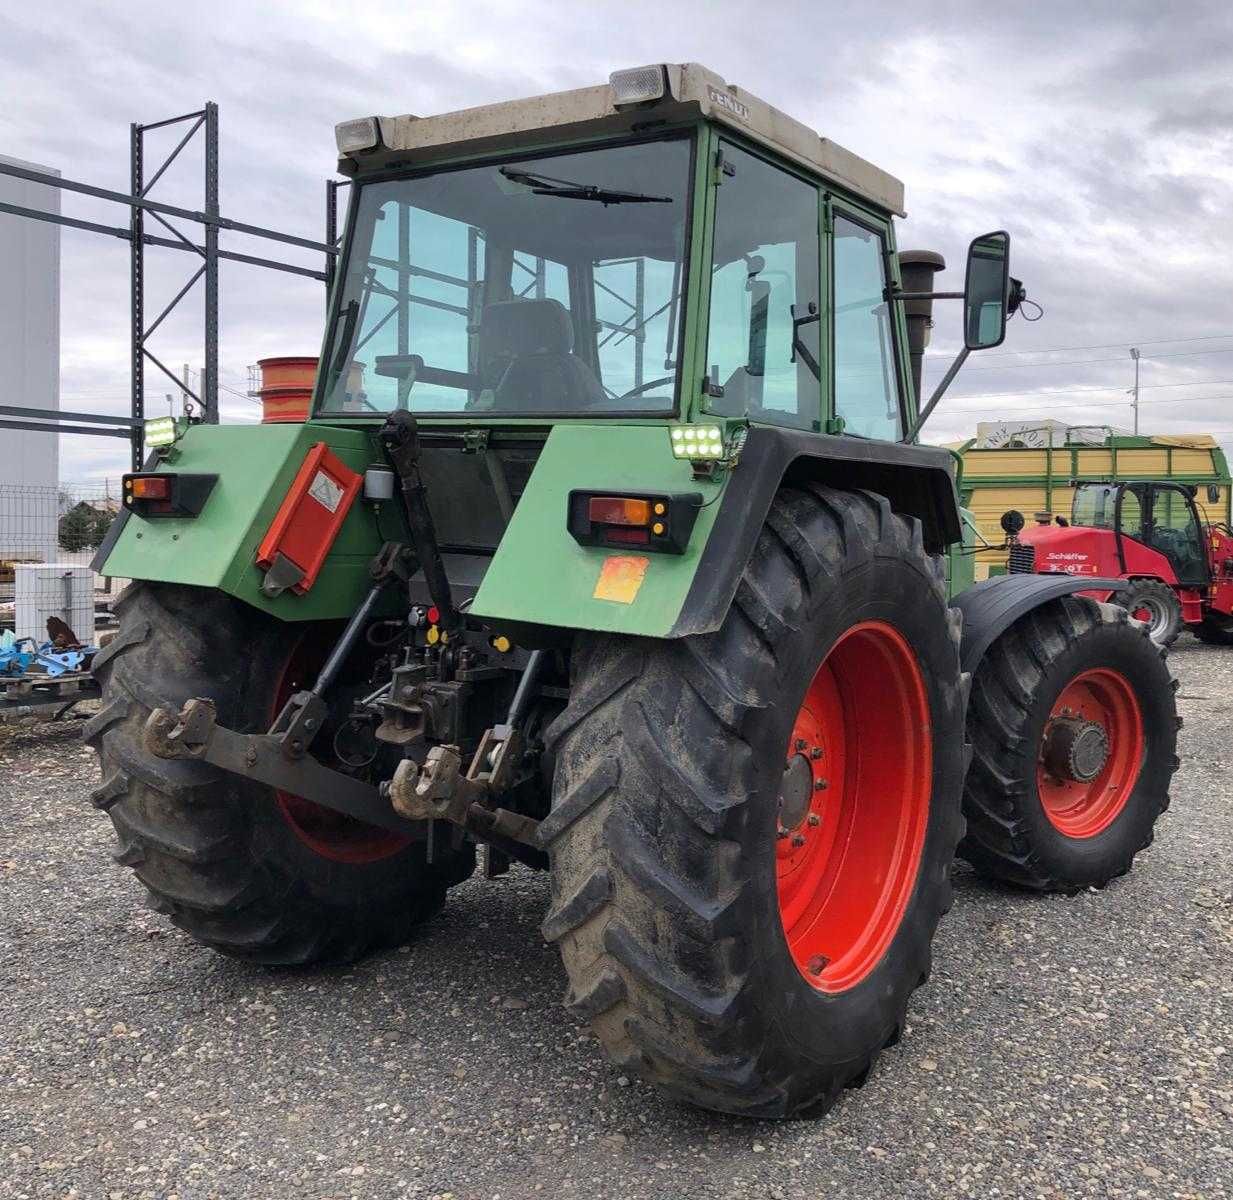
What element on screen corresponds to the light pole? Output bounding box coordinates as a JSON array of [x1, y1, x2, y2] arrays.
[[1130, 347, 1141, 435]]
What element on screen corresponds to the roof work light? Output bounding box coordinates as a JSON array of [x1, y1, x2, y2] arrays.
[[335, 117, 381, 155], [609, 65, 668, 107]]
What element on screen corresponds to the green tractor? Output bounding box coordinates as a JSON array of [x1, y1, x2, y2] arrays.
[[88, 64, 1179, 1118]]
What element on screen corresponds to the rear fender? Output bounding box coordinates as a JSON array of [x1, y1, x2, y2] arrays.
[[669, 425, 961, 636], [952, 574, 1130, 676], [469, 423, 961, 639], [95, 423, 386, 622]]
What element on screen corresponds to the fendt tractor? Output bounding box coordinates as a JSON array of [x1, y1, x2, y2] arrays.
[[1003, 480, 1233, 648], [87, 65, 1179, 1118]]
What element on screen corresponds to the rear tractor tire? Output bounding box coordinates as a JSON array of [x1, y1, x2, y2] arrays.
[[1123, 578, 1183, 648], [962, 596, 1178, 892], [86, 582, 474, 966], [541, 486, 966, 1117]]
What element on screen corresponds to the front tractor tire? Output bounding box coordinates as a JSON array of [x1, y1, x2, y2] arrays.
[[541, 487, 966, 1117], [85, 583, 474, 966], [962, 596, 1178, 892], [1123, 578, 1183, 647]]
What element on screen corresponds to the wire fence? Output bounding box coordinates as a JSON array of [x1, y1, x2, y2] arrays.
[[1, 482, 129, 645]]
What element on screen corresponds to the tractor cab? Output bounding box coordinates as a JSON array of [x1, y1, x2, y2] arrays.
[[1071, 480, 1209, 586]]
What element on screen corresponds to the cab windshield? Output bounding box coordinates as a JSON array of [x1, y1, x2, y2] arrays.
[[316, 135, 693, 417]]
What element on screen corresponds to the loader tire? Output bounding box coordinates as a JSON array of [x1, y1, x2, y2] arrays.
[[540, 486, 966, 1118], [961, 597, 1178, 892], [1123, 578, 1182, 647], [85, 582, 474, 966]]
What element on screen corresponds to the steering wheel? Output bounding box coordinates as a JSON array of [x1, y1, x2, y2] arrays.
[[616, 376, 674, 401]]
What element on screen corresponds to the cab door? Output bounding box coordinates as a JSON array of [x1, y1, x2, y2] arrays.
[[1113, 482, 1150, 574], [1146, 483, 1210, 586]]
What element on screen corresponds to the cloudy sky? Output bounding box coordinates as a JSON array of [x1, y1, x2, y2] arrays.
[[2, 0, 1232, 485]]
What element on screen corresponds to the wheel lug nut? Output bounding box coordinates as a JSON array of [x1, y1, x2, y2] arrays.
[[807, 954, 830, 976], [807, 813, 820, 827], [810, 747, 823, 760], [791, 833, 806, 848], [814, 779, 828, 791], [794, 738, 807, 751], [777, 825, 789, 839]]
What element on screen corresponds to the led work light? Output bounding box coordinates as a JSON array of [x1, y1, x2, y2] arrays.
[[144, 415, 178, 448], [669, 423, 726, 461]]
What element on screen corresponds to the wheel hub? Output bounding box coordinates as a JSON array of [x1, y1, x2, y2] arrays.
[[1042, 716, 1109, 783], [1035, 667, 1144, 839], [778, 752, 815, 831]]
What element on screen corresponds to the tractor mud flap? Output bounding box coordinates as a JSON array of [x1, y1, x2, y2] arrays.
[[952, 574, 1129, 675]]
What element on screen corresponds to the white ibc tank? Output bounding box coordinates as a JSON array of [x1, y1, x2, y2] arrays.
[[14, 564, 94, 644]]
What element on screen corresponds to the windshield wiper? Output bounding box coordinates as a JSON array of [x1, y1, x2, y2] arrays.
[[499, 166, 671, 206]]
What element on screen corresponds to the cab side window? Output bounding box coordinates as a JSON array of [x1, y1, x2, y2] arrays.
[[1119, 485, 1147, 540], [705, 142, 821, 429], [832, 213, 901, 439]]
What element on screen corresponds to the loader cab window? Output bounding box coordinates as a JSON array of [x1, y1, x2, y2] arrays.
[[704, 143, 822, 430], [832, 213, 901, 440], [1147, 484, 1208, 584], [1114, 484, 1147, 540], [316, 135, 693, 416], [1071, 482, 1122, 530]]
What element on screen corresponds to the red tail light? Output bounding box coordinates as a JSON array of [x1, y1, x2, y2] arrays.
[[588, 497, 651, 526], [129, 476, 171, 500], [567, 490, 703, 554]]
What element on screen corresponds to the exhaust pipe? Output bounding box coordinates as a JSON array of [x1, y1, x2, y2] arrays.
[[897, 250, 946, 406]]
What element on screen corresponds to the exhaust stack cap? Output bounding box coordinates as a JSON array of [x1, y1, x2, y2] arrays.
[[897, 250, 947, 405], [898, 250, 947, 318]]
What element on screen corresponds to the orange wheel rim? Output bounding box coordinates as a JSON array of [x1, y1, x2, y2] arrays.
[[1036, 667, 1143, 839], [775, 622, 932, 993], [272, 633, 410, 865]]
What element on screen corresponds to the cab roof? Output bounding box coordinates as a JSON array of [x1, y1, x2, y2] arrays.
[[338, 62, 906, 217]]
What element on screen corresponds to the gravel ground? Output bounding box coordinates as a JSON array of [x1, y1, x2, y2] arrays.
[[1, 638, 1230, 1200]]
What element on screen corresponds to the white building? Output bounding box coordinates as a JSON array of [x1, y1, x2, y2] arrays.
[[0, 154, 60, 560]]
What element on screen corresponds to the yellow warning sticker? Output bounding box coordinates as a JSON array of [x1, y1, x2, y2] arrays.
[[593, 555, 650, 604]]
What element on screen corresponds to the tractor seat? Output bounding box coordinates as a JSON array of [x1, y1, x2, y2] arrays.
[[477, 299, 606, 412]]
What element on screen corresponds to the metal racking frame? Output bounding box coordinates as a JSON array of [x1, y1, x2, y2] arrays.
[[0, 102, 340, 469]]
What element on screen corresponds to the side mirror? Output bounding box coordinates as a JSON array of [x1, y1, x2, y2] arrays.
[[964, 230, 1010, 350]]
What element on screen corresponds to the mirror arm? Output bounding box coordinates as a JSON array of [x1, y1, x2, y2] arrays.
[[892, 290, 965, 302], [903, 346, 970, 443]]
